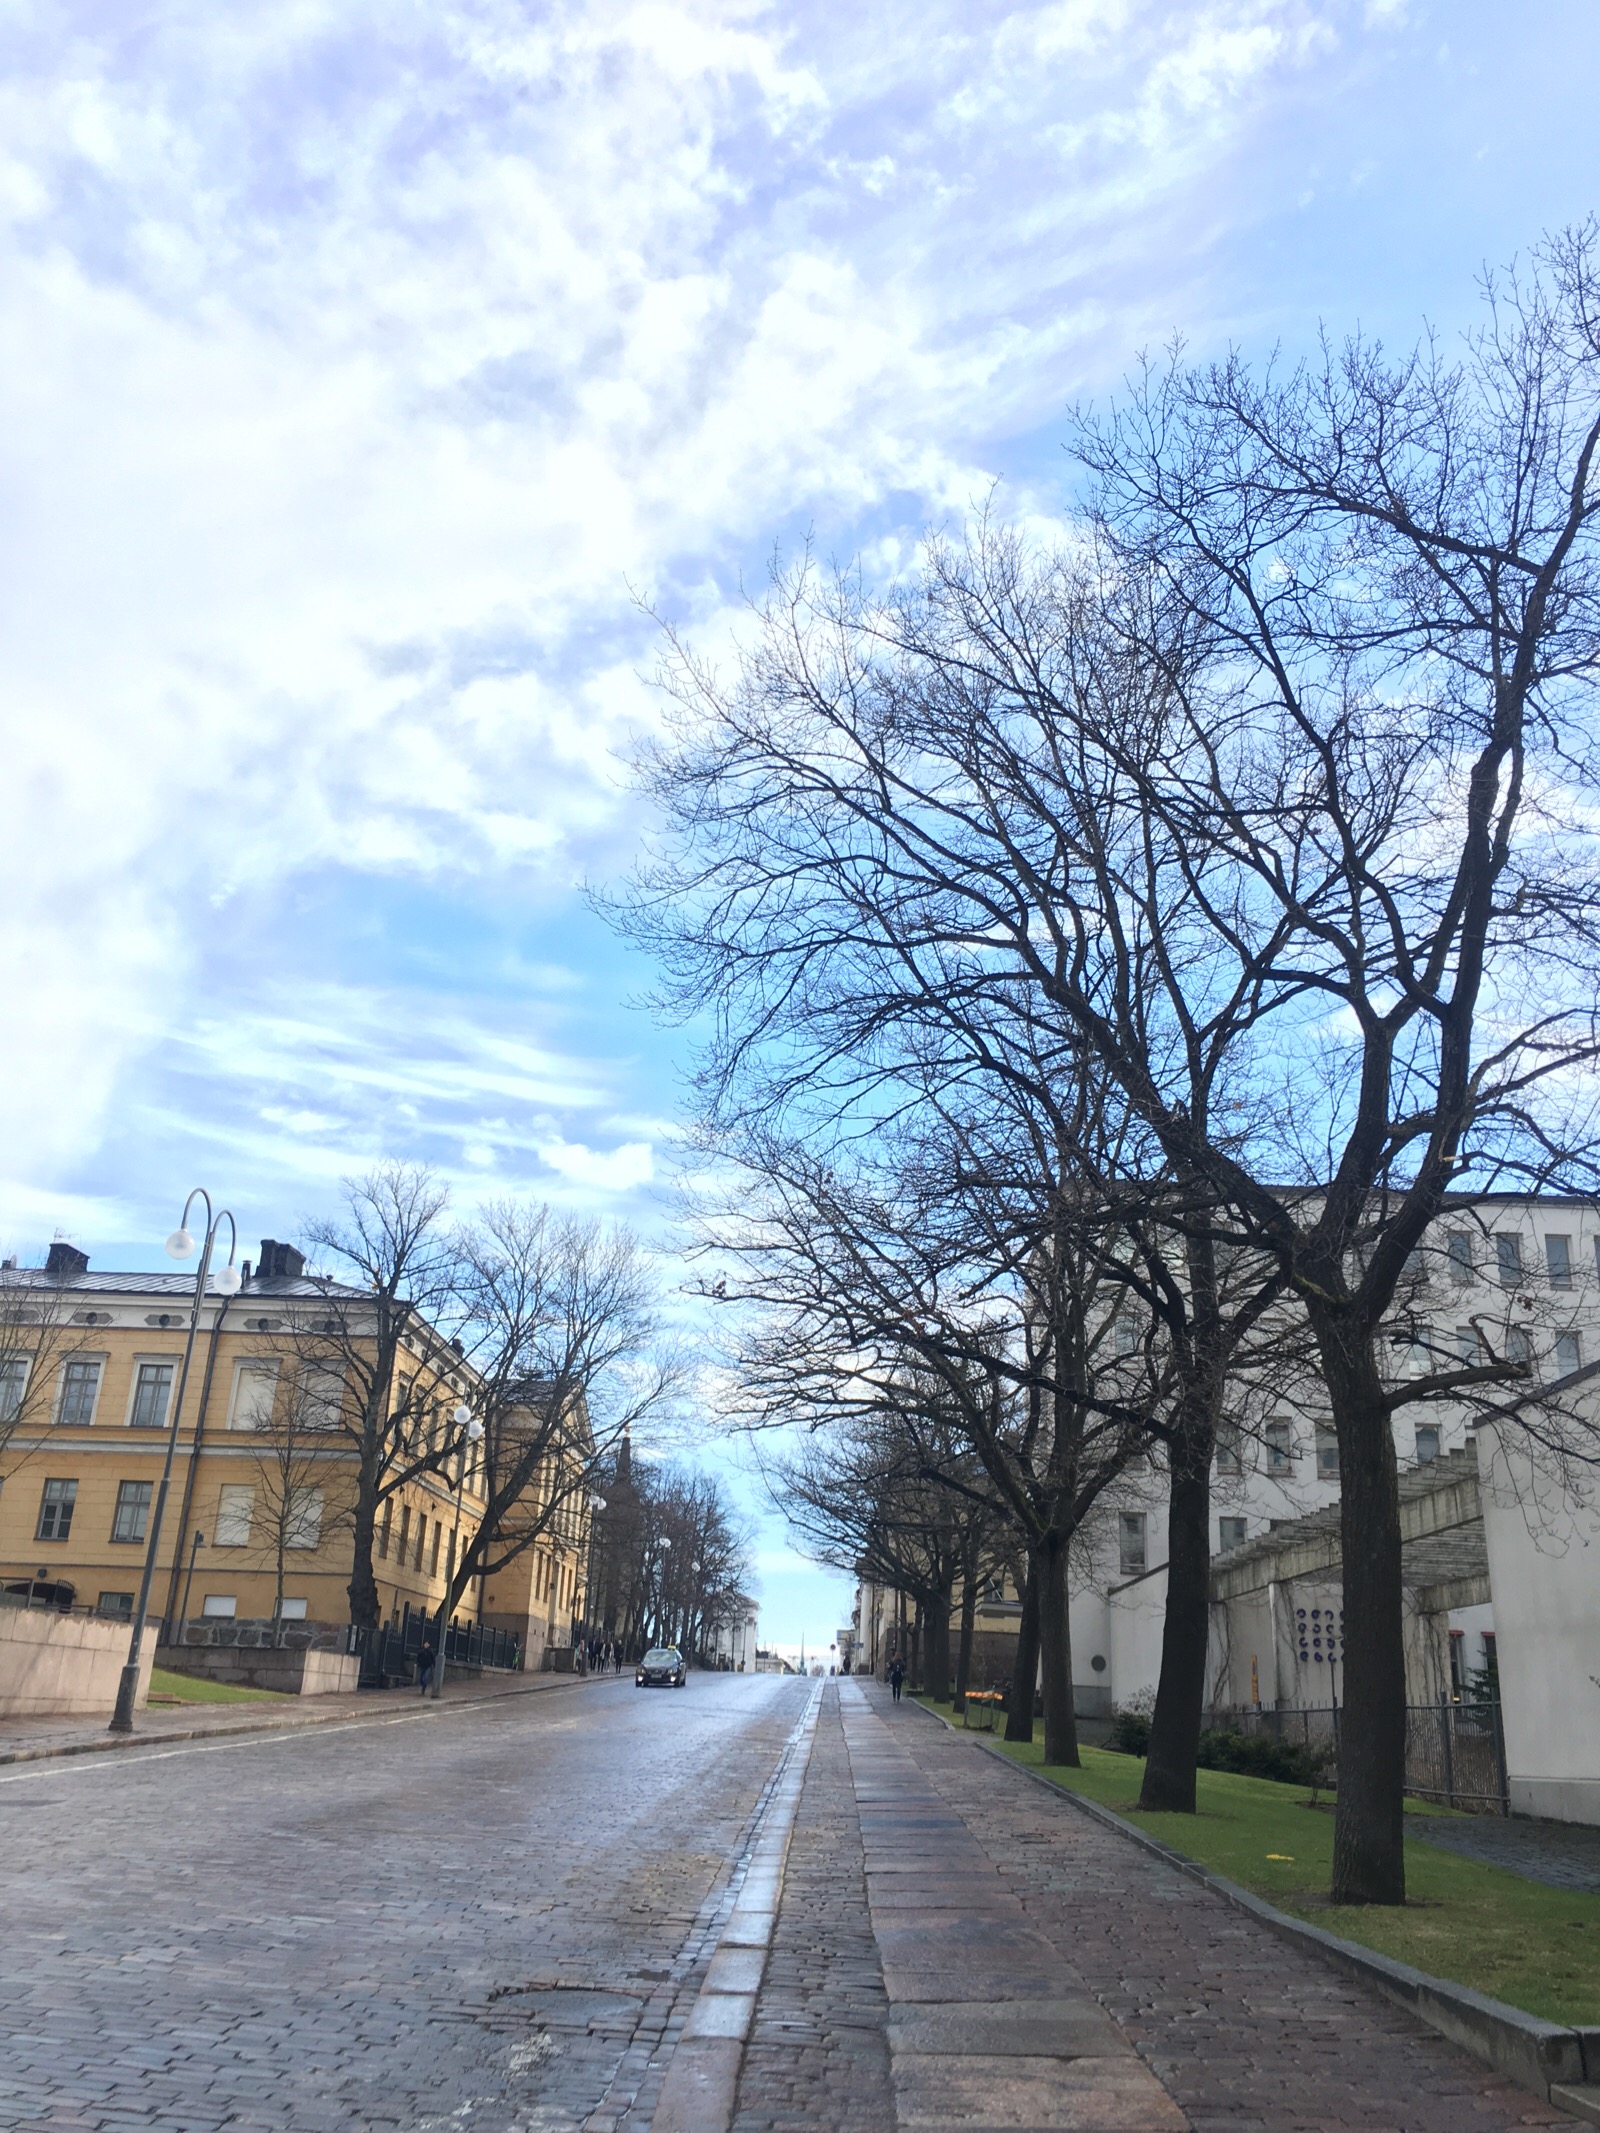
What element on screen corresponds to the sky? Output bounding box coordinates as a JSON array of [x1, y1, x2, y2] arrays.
[[1, 0, 1595, 1652]]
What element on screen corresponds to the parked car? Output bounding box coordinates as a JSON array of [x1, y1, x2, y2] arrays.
[[637, 1646, 687, 1688]]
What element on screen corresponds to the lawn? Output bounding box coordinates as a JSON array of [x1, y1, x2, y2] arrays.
[[922, 1705, 1600, 2027], [147, 1666, 287, 1705]]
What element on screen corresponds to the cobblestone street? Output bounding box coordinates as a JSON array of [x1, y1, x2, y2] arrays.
[[2, 1672, 1585, 2131], [0, 1671, 809, 2132]]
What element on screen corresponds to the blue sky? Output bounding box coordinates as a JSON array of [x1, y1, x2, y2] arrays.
[[1, 0, 1594, 1652]]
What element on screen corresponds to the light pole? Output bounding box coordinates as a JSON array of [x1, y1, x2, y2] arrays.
[[176, 1529, 205, 1646], [110, 1191, 240, 1732], [431, 1404, 484, 1700]]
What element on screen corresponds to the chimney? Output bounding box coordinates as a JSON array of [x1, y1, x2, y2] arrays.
[[45, 1241, 89, 1279], [257, 1239, 306, 1281]]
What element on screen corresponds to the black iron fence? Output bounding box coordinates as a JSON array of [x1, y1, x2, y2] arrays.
[[347, 1609, 525, 1687], [1205, 1698, 1509, 1814]]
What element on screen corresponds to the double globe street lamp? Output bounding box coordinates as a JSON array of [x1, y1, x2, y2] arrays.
[[109, 1190, 241, 1734]]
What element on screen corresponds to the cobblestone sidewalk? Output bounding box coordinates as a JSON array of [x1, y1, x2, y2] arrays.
[[0, 1660, 611, 1764], [857, 1683, 1575, 2132]]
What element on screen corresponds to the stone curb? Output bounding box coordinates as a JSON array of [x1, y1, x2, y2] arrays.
[[906, 1700, 1599, 2108], [0, 1666, 606, 1769]]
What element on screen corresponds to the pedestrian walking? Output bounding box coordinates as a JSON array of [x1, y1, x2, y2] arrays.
[[888, 1656, 905, 1703], [417, 1639, 436, 1696]]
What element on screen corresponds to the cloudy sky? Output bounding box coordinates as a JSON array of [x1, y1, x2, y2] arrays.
[[1, 0, 1593, 1647]]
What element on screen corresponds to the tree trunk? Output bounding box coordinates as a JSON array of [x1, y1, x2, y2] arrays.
[[911, 1600, 924, 1692], [1004, 1560, 1041, 1744], [953, 1539, 979, 1714], [1315, 1313, 1407, 1905], [1140, 1422, 1213, 1811], [346, 1461, 381, 1629], [925, 1578, 953, 1702], [1038, 1534, 1079, 1767]]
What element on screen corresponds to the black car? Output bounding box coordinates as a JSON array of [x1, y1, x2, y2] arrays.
[[636, 1646, 687, 1687]]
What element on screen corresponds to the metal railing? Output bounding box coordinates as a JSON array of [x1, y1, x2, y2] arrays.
[[347, 1609, 525, 1686], [1205, 1698, 1510, 1814]]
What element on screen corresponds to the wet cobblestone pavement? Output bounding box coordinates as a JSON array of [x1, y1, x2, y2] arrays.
[[1406, 1808, 1600, 1894], [2, 1671, 1586, 2131], [0, 1671, 808, 2132]]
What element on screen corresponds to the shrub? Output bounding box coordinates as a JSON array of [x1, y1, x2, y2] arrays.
[[1196, 1726, 1330, 1789], [1108, 1707, 1152, 1756]]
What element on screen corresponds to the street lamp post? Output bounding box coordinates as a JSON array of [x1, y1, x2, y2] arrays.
[[432, 1405, 484, 1700], [176, 1529, 206, 1646], [109, 1190, 240, 1733]]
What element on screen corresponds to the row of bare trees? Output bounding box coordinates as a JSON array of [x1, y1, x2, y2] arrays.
[[588, 1447, 756, 1663], [611, 227, 1600, 1905], [254, 1166, 676, 1647]]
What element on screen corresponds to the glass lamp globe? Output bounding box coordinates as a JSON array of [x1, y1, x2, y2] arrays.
[[213, 1264, 243, 1296], [165, 1228, 196, 1261]]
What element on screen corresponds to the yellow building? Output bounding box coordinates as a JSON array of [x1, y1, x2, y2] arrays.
[[0, 1241, 588, 1666]]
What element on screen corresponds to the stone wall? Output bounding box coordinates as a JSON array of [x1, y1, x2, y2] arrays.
[[167, 1616, 347, 1652], [0, 1602, 155, 1717], [156, 1644, 360, 1696]]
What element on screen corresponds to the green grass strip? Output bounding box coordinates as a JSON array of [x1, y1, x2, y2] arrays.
[[148, 1665, 289, 1705], [968, 1727, 1600, 2027]]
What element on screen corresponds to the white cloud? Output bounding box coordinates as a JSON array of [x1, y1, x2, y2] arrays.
[[0, 0, 1370, 1218]]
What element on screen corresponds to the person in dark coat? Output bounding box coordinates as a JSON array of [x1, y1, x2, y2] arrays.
[[417, 1640, 436, 1696], [888, 1657, 905, 1703]]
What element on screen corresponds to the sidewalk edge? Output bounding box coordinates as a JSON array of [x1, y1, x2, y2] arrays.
[[0, 1667, 605, 1768], [935, 1712, 1589, 2103]]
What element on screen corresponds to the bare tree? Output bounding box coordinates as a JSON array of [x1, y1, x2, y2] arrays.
[[615, 225, 1600, 1903], [430, 1203, 677, 1647], [236, 1358, 354, 1646], [0, 1255, 93, 1484], [297, 1163, 465, 1630]]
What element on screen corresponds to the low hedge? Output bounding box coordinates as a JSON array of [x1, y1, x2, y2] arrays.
[[1108, 1709, 1330, 1789]]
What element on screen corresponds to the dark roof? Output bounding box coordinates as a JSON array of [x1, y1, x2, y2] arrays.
[[0, 1268, 370, 1301]]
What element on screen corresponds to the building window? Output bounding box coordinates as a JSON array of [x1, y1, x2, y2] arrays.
[[1315, 1428, 1339, 1479], [1265, 1421, 1293, 1475], [229, 1361, 280, 1430], [1219, 1516, 1248, 1552], [1446, 1230, 1474, 1284], [1555, 1331, 1582, 1379], [1507, 1326, 1533, 1370], [201, 1594, 236, 1618], [1215, 1425, 1242, 1475], [397, 1505, 412, 1564], [1415, 1425, 1440, 1465], [276, 1597, 309, 1621], [57, 1357, 102, 1426], [298, 1362, 346, 1432], [429, 1520, 442, 1574], [1401, 1324, 1433, 1375], [0, 1355, 29, 1421], [214, 1484, 255, 1548], [36, 1477, 77, 1541], [378, 1500, 393, 1561], [1118, 1513, 1147, 1577], [1546, 1234, 1574, 1289], [1495, 1234, 1523, 1288], [97, 1591, 134, 1618], [128, 1360, 176, 1430], [111, 1480, 154, 1544], [285, 1486, 324, 1551], [1455, 1324, 1483, 1364], [414, 1514, 426, 1571], [1114, 1317, 1138, 1358]]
